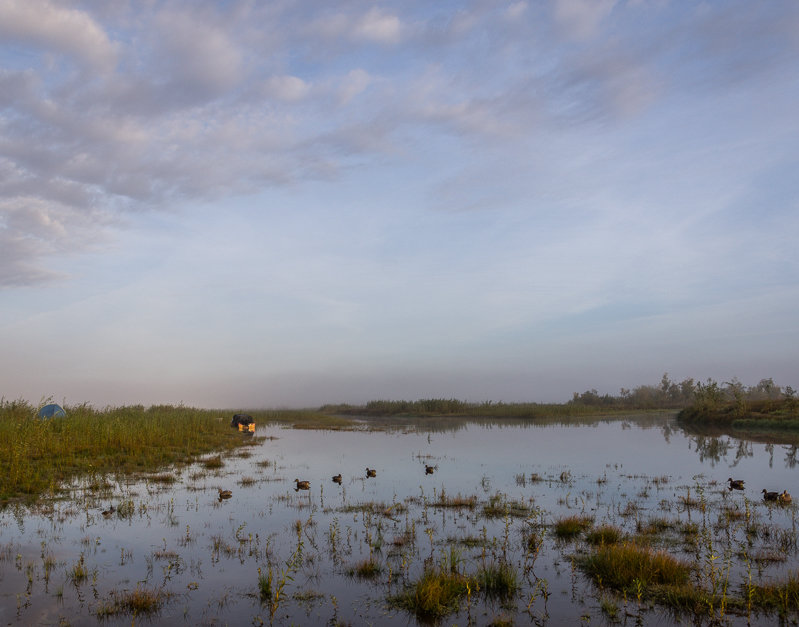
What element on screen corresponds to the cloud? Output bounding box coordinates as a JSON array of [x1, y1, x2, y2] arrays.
[[2, 0, 798, 292], [0, 0, 117, 73], [263, 75, 311, 102], [337, 68, 371, 104], [307, 7, 404, 46], [553, 0, 618, 41], [354, 8, 403, 44], [152, 9, 244, 99]]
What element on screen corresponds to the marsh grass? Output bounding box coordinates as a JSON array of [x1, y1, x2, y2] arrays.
[[202, 455, 224, 470], [147, 472, 177, 484], [68, 554, 92, 585], [96, 586, 170, 617], [554, 515, 593, 540], [750, 574, 799, 612], [475, 560, 519, 599], [0, 400, 254, 503], [579, 541, 701, 613], [586, 524, 624, 546], [390, 565, 475, 621], [348, 558, 382, 579], [433, 491, 477, 509], [252, 409, 358, 430], [483, 493, 531, 518]]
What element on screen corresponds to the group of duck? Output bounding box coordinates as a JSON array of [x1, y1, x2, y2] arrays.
[[727, 477, 792, 504], [213, 464, 439, 501], [291, 464, 437, 492]]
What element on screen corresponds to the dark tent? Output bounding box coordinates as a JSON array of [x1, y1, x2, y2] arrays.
[[38, 403, 66, 418]]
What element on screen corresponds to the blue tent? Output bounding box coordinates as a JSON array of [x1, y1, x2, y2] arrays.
[[38, 403, 66, 418]]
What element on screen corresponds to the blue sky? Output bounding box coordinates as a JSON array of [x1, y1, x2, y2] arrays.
[[1, 0, 797, 408]]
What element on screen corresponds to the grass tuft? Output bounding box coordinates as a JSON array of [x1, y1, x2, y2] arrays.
[[554, 514, 593, 540], [390, 566, 475, 621]]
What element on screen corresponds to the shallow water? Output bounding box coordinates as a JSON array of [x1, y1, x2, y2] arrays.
[[1, 413, 798, 625]]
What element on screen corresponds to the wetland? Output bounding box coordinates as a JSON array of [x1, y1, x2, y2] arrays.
[[2, 408, 799, 625]]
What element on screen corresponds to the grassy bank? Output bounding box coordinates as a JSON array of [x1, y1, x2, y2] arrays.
[[678, 398, 799, 430], [0, 400, 263, 503], [320, 398, 652, 419]]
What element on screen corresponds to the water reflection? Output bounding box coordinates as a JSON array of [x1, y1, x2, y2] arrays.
[[0, 413, 798, 626]]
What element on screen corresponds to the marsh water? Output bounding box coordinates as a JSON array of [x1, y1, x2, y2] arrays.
[[2, 412, 799, 626]]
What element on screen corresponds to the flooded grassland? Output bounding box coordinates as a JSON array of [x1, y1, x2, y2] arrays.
[[2, 413, 799, 625]]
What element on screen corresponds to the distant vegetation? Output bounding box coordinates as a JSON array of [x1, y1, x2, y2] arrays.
[[677, 377, 799, 430], [322, 375, 798, 427]]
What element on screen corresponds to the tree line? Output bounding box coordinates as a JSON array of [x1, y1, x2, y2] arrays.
[[570, 374, 795, 410]]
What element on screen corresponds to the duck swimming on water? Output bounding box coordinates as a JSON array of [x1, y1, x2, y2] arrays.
[[365, 468, 376, 478], [425, 465, 436, 475], [762, 489, 780, 502], [727, 478, 745, 490], [779, 490, 792, 505], [332, 474, 343, 484], [294, 479, 310, 491], [218, 488, 233, 500]]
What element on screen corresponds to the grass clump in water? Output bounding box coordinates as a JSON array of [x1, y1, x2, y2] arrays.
[[749, 574, 799, 612], [579, 542, 690, 593], [390, 565, 475, 621], [585, 524, 624, 546], [475, 560, 519, 600], [96, 586, 170, 617], [554, 514, 593, 540], [202, 454, 224, 470], [348, 558, 382, 579], [433, 490, 477, 509]]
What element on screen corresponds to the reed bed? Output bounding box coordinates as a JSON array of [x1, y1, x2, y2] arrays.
[[0, 400, 254, 502]]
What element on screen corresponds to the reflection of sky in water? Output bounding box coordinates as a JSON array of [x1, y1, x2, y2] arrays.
[[1, 414, 798, 625]]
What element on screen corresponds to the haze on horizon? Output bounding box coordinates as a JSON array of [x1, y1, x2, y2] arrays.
[[1, 0, 797, 409]]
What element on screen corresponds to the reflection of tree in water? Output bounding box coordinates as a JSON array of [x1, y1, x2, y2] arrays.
[[765, 443, 774, 468], [661, 422, 673, 444], [691, 435, 732, 465], [785, 445, 798, 469], [733, 440, 754, 465]]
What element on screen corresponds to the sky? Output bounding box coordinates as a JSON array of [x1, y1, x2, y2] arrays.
[[1, 0, 798, 409]]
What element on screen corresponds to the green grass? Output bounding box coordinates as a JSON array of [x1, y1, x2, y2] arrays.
[[553, 514, 593, 540], [585, 524, 624, 546], [749, 574, 799, 612], [390, 566, 475, 621], [475, 560, 519, 599], [96, 586, 170, 617], [348, 558, 382, 579], [0, 400, 258, 503], [578, 542, 691, 592], [433, 491, 477, 509]]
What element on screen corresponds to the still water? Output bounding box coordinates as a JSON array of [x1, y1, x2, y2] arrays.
[[1, 413, 798, 625]]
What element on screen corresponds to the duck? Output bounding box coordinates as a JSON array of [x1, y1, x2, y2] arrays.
[[779, 490, 792, 505], [762, 489, 780, 502], [101, 506, 116, 519], [218, 488, 233, 500], [365, 467, 377, 478], [727, 477, 745, 490], [294, 479, 310, 491], [331, 474, 343, 484], [425, 465, 436, 475]]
